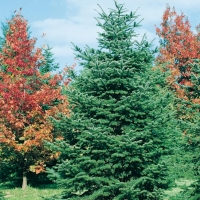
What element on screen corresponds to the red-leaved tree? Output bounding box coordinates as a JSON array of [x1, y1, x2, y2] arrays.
[[156, 5, 200, 99], [0, 13, 70, 189]]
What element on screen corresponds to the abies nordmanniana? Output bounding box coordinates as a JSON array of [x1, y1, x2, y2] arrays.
[[47, 1, 180, 199]]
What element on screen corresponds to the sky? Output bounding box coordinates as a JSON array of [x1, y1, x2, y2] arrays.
[[0, 0, 200, 72]]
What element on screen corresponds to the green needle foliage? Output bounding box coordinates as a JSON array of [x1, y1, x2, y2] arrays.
[[176, 60, 200, 199], [40, 45, 60, 75], [47, 1, 180, 199]]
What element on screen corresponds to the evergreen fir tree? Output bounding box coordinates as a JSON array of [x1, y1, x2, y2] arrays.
[[47, 1, 180, 199], [38, 45, 60, 87], [40, 45, 60, 75], [0, 21, 9, 50]]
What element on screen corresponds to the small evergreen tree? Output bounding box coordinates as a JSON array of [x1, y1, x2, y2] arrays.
[[40, 45, 60, 75], [0, 21, 9, 49], [47, 1, 180, 199]]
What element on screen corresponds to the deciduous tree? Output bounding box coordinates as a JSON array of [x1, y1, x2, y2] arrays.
[[0, 13, 70, 189], [156, 5, 200, 98]]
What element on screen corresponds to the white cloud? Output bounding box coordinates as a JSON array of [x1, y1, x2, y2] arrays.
[[52, 45, 74, 58], [32, 18, 100, 45]]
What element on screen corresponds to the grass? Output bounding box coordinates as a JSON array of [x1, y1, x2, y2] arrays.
[[0, 178, 196, 200], [0, 185, 63, 200]]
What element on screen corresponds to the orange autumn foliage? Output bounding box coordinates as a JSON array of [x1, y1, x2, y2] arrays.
[[156, 6, 200, 153], [0, 13, 70, 174], [156, 5, 200, 99]]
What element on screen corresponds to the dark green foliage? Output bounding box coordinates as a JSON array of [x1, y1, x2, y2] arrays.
[[0, 144, 54, 187], [47, 1, 180, 199], [40, 45, 60, 75], [176, 60, 200, 199], [0, 145, 22, 186]]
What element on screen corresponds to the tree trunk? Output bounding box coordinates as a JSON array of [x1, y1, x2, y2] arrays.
[[22, 172, 27, 190]]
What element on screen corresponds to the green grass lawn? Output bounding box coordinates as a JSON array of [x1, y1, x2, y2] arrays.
[[0, 178, 195, 200], [0, 185, 63, 200]]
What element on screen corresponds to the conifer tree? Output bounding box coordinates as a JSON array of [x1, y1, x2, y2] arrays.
[[47, 2, 179, 199], [40, 45, 60, 75]]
